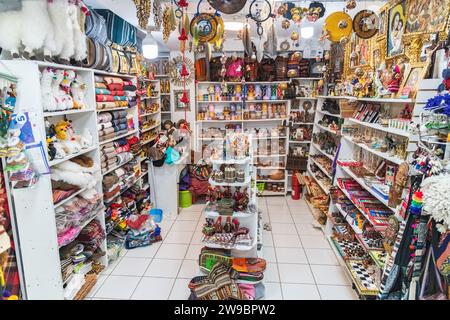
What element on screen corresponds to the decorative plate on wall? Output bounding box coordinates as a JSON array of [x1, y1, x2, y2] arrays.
[[324, 11, 353, 43], [190, 13, 218, 43], [169, 55, 194, 86], [353, 10, 379, 39]]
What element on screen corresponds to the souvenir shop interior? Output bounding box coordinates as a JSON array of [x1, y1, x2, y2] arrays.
[[0, 0, 449, 301]]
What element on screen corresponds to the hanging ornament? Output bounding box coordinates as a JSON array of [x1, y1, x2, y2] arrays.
[[180, 63, 190, 77], [242, 22, 252, 56], [291, 7, 307, 25], [178, 0, 188, 8], [180, 91, 190, 104], [346, 0, 357, 10], [353, 10, 379, 39], [324, 11, 353, 43], [153, 0, 163, 31], [307, 1, 325, 22], [133, 0, 151, 29], [190, 13, 218, 43], [247, 0, 275, 37], [178, 27, 188, 41], [281, 19, 290, 29], [207, 0, 247, 14]]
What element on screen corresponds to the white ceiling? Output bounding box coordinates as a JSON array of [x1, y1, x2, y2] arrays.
[[85, 0, 385, 54]]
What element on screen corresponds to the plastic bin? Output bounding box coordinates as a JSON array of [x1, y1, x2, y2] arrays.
[[150, 208, 163, 223], [179, 190, 192, 208]]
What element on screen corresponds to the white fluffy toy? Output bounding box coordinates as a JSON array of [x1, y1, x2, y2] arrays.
[[71, 75, 86, 109], [52, 70, 67, 111], [0, 0, 88, 63], [41, 68, 57, 112]]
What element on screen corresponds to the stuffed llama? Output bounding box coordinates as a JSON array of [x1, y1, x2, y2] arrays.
[[41, 68, 57, 112], [0, 0, 55, 59], [52, 70, 67, 111], [47, 0, 74, 64], [60, 70, 76, 110], [71, 75, 86, 109], [67, 0, 88, 62]]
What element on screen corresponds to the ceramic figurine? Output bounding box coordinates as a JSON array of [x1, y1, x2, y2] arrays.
[[235, 84, 242, 101], [264, 85, 271, 100], [388, 65, 403, 95], [208, 85, 215, 101], [215, 84, 221, 101], [208, 104, 215, 120], [247, 85, 255, 100], [271, 85, 277, 100]]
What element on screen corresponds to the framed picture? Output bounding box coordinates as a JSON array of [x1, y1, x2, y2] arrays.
[[372, 48, 381, 68], [348, 34, 371, 69], [174, 90, 190, 111], [406, 0, 450, 34], [398, 62, 429, 99], [386, 1, 406, 57], [378, 10, 387, 38]]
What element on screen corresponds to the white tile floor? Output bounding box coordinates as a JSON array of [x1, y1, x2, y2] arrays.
[[88, 197, 357, 300]]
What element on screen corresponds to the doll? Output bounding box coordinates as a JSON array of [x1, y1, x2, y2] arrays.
[[226, 53, 243, 82], [247, 85, 255, 100], [214, 84, 221, 101], [235, 84, 242, 101], [254, 84, 262, 100], [388, 64, 403, 95]]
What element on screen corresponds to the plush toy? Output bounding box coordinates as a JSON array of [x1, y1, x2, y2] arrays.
[[0, 0, 55, 59], [60, 70, 75, 110], [67, 0, 88, 63], [76, 128, 93, 148], [71, 75, 86, 109], [41, 68, 57, 112], [52, 70, 67, 111], [53, 141, 67, 159], [55, 120, 71, 140]]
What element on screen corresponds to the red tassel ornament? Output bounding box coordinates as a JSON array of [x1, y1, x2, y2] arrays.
[[178, 28, 188, 41], [180, 91, 190, 104], [180, 63, 190, 77], [178, 0, 188, 8]]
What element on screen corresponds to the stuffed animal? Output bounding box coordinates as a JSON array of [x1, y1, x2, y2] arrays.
[[51, 70, 67, 111], [67, 0, 88, 63], [55, 120, 71, 141], [0, 0, 55, 59], [53, 141, 67, 159], [41, 68, 57, 112], [60, 70, 75, 110], [73, 128, 93, 148], [71, 75, 86, 109]]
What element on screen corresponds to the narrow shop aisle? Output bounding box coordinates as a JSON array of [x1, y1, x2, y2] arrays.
[[86, 197, 357, 300]]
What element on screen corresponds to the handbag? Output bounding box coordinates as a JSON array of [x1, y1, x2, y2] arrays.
[[195, 58, 207, 81], [165, 147, 180, 165], [125, 46, 139, 75], [418, 245, 447, 300], [259, 57, 276, 81]]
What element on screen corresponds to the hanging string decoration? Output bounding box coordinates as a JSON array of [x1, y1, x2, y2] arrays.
[[153, 0, 163, 30], [177, 0, 190, 120], [246, 0, 275, 37], [133, 0, 152, 29], [352, 10, 379, 39]]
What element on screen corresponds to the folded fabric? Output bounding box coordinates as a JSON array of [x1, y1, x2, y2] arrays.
[[104, 77, 124, 85], [95, 82, 106, 88], [116, 144, 130, 153], [110, 110, 127, 119], [112, 118, 127, 126], [115, 101, 129, 107], [101, 142, 114, 150], [124, 91, 136, 97], [114, 138, 129, 147], [97, 122, 113, 130], [123, 85, 137, 91], [96, 102, 116, 110], [107, 83, 124, 91], [97, 112, 113, 123], [102, 146, 116, 154], [95, 88, 111, 95], [123, 80, 133, 86], [110, 90, 125, 96], [117, 152, 133, 163], [114, 123, 128, 132], [113, 96, 127, 101], [96, 95, 115, 102], [103, 185, 120, 200], [101, 127, 115, 135]]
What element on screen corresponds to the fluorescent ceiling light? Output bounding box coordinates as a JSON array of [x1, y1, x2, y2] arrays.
[[143, 44, 158, 59], [301, 27, 314, 39], [225, 21, 244, 31]]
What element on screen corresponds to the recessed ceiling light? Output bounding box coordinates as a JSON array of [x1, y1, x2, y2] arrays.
[[224, 21, 244, 31], [301, 27, 314, 39]]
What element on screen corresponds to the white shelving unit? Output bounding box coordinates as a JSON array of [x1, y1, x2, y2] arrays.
[[202, 133, 261, 263], [195, 81, 290, 196]]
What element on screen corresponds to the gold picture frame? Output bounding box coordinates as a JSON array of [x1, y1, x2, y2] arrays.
[[397, 61, 430, 99], [377, 3, 389, 41], [404, 0, 450, 36], [386, 0, 407, 58]]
